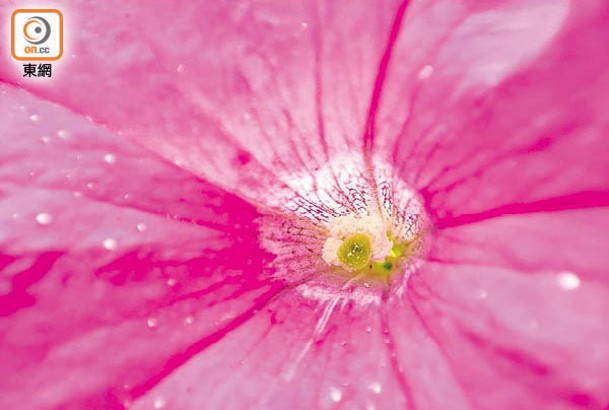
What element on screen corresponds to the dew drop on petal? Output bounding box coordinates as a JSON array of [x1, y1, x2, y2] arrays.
[[184, 315, 194, 325], [102, 238, 117, 250], [41, 136, 51, 144], [368, 382, 382, 394], [176, 64, 184, 73], [166, 278, 177, 287], [35, 213, 53, 225], [57, 130, 70, 139], [147, 317, 158, 329], [557, 271, 580, 291], [29, 114, 40, 122], [330, 387, 342, 403], [153, 397, 166, 409], [418, 64, 434, 80], [366, 326, 372, 333], [136, 223, 147, 232], [103, 153, 116, 164]]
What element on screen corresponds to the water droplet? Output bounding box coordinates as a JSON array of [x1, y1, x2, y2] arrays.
[[57, 130, 70, 139], [103, 153, 116, 164], [557, 271, 580, 291], [330, 387, 342, 402], [147, 317, 158, 329], [369, 382, 382, 394], [35, 213, 53, 225], [418, 64, 434, 80], [102, 238, 117, 250], [300, 22, 309, 30], [184, 315, 194, 325], [366, 326, 372, 333], [153, 397, 166, 409], [29, 114, 40, 122], [41, 136, 51, 144], [86, 182, 95, 190], [176, 64, 184, 73], [166, 278, 177, 287], [136, 223, 147, 232]]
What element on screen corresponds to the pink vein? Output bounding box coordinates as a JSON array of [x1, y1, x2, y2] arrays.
[[129, 283, 285, 401], [362, 0, 412, 154], [436, 190, 609, 229]]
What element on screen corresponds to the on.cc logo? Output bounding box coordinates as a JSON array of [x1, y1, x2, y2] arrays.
[[23, 16, 52, 45]]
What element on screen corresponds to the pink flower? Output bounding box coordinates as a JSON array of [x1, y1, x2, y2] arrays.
[[1, 0, 609, 409]]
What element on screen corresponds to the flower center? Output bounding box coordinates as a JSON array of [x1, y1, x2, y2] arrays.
[[321, 213, 415, 281], [259, 154, 429, 299]]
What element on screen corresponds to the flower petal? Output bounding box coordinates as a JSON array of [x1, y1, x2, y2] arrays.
[[0, 85, 280, 409], [373, 0, 609, 222], [127, 290, 411, 410], [403, 209, 609, 409], [0, 0, 406, 205]]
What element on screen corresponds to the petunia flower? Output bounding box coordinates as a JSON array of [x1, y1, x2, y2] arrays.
[[1, 0, 609, 409]]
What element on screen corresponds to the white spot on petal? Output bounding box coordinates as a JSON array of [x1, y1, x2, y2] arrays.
[[136, 223, 147, 232], [330, 387, 342, 402], [147, 317, 158, 329], [57, 130, 70, 139], [418, 64, 434, 80], [153, 397, 166, 409], [176, 64, 184, 73], [557, 271, 580, 291], [369, 382, 382, 394], [103, 153, 116, 164], [29, 114, 40, 122], [41, 136, 51, 144], [102, 238, 117, 250], [35, 213, 53, 225]]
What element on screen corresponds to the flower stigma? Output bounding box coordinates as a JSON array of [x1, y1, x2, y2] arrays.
[[322, 213, 415, 281]]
